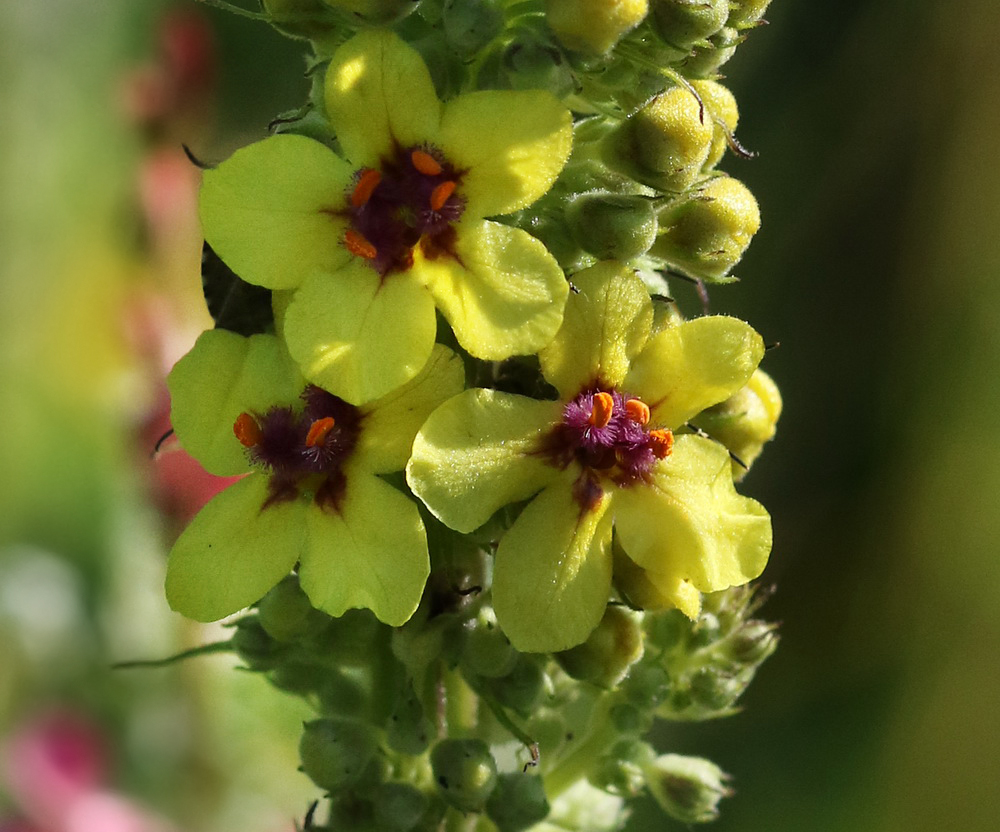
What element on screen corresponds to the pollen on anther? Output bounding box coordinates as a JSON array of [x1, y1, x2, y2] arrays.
[[625, 399, 650, 425], [588, 392, 614, 428], [344, 229, 378, 260], [649, 429, 674, 459], [233, 412, 262, 448], [411, 149, 443, 176], [305, 417, 336, 448], [351, 168, 382, 207], [430, 181, 457, 212]]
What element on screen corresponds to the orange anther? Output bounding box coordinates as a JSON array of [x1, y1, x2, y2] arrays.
[[588, 392, 614, 429], [351, 168, 381, 207], [305, 417, 336, 448], [233, 412, 262, 448], [649, 429, 674, 459], [625, 398, 650, 425], [430, 180, 457, 212], [344, 229, 378, 260], [411, 149, 443, 176]]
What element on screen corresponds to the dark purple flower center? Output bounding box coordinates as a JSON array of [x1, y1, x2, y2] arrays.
[[233, 385, 362, 512], [539, 389, 674, 511], [340, 145, 466, 277]]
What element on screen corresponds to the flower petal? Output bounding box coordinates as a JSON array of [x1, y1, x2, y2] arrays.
[[539, 262, 654, 398], [165, 475, 303, 622], [200, 134, 353, 290], [613, 434, 771, 595], [418, 220, 568, 360], [358, 345, 466, 474], [613, 541, 703, 619], [325, 30, 442, 167], [283, 265, 437, 406], [168, 330, 304, 476], [438, 90, 572, 217], [493, 482, 614, 653], [407, 389, 562, 534], [624, 316, 764, 428], [298, 471, 429, 626]]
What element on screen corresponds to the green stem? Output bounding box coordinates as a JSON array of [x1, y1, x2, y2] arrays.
[[195, 0, 270, 21], [111, 640, 234, 670], [542, 697, 617, 800]]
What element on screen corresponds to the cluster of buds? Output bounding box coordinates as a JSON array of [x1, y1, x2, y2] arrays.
[[157, 0, 782, 829]]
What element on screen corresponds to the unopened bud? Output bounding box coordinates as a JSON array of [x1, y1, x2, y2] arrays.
[[644, 754, 732, 823], [690, 79, 738, 168], [386, 683, 433, 755], [590, 739, 654, 797], [729, 0, 772, 27], [373, 782, 428, 832], [482, 654, 549, 717], [431, 739, 498, 812], [262, 0, 339, 41], [652, 175, 760, 280], [693, 369, 782, 478], [258, 575, 327, 643], [623, 663, 671, 709], [683, 26, 741, 78], [727, 619, 779, 665], [688, 666, 747, 710], [546, 0, 649, 55], [231, 616, 286, 671], [567, 193, 659, 260], [610, 702, 653, 735], [604, 86, 714, 192], [649, 0, 728, 49], [299, 718, 379, 792], [555, 606, 644, 688], [486, 773, 550, 832], [462, 607, 518, 679], [443, 0, 505, 57], [501, 31, 576, 96]]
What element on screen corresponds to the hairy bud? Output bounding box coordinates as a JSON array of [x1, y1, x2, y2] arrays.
[[431, 739, 498, 812], [546, 0, 649, 55], [644, 754, 732, 823]]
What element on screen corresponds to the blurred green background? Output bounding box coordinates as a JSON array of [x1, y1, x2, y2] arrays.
[[3, 1, 999, 831]]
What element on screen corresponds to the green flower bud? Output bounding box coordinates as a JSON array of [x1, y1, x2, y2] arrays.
[[307, 608, 383, 667], [316, 669, 367, 718], [622, 664, 671, 709], [320, 0, 420, 25], [683, 26, 741, 77], [727, 619, 779, 665], [652, 174, 760, 280], [483, 654, 549, 717], [461, 607, 517, 679], [299, 718, 379, 792], [690, 79, 738, 168], [546, 0, 649, 55], [231, 616, 286, 671], [728, 0, 772, 27], [610, 702, 653, 735], [430, 739, 498, 812], [604, 86, 713, 192], [693, 369, 782, 478], [649, 0, 728, 49], [373, 782, 428, 832], [590, 739, 654, 797], [501, 31, 577, 97], [688, 666, 746, 710], [567, 193, 659, 260], [386, 683, 433, 756], [324, 795, 375, 831], [262, 0, 340, 41], [269, 661, 325, 696], [554, 606, 644, 688], [643, 754, 732, 823], [443, 0, 504, 57], [258, 575, 327, 643], [486, 773, 550, 832], [644, 608, 688, 651], [526, 708, 569, 757]]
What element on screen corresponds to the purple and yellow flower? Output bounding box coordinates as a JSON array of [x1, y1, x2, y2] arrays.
[[200, 29, 573, 405], [164, 329, 463, 625], [406, 263, 772, 652]]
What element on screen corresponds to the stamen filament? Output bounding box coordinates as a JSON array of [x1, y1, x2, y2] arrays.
[[588, 392, 614, 428], [625, 399, 650, 425], [344, 229, 378, 260], [351, 168, 382, 207], [233, 412, 262, 448], [411, 149, 443, 176], [649, 429, 674, 459], [430, 180, 457, 212], [305, 417, 336, 448]]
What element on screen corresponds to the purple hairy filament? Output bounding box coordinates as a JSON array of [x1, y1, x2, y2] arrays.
[[539, 389, 674, 511], [233, 385, 363, 511], [342, 145, 466, 277]]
